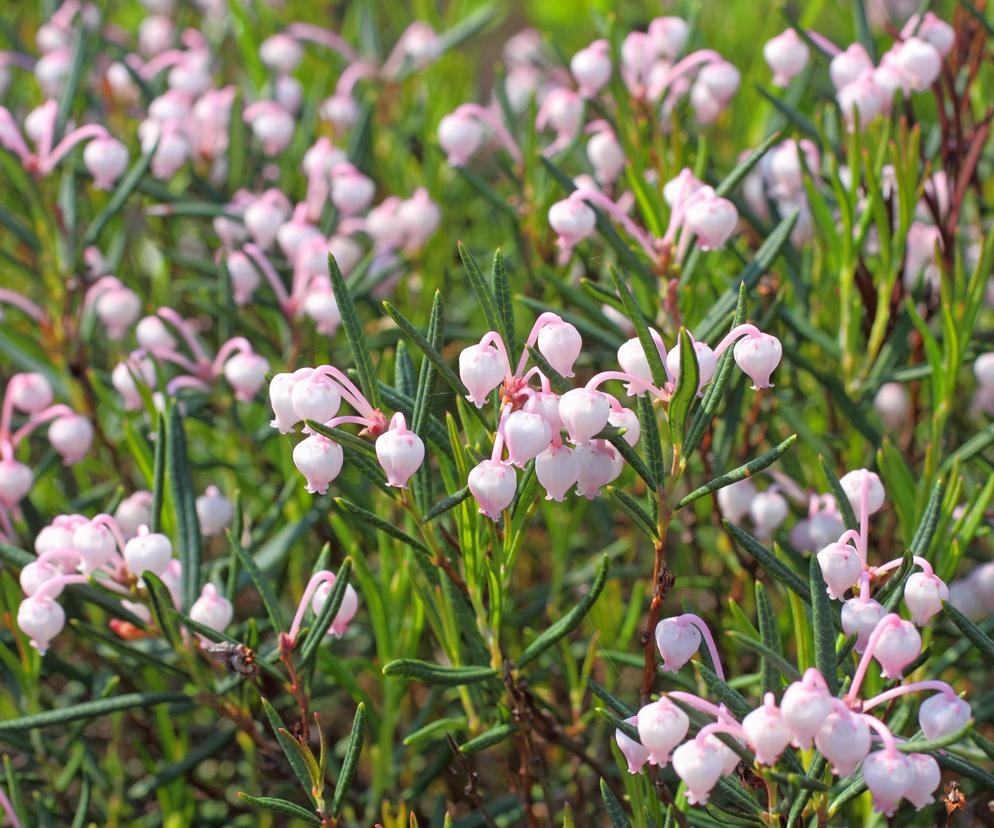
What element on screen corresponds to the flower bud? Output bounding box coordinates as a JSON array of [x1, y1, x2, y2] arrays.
[[502, 410, 552, 467], [468, 459, 516, 520], [72, 521, 117, 574], [807, 510, 846, 550], [535, 444, 577, 502], [459, 342, 508, 408], [0, 460, 33, 508], [574, 440, 622, 498], [303, 283, 342, 335], [548, 198, 597, 254], [698, 60, 741, 102], [259, 33, 303, 74], [20, 559, 61, 597], [397, 188, 441, 252], [892, 37, 941, 92], [872, 615, 921, 678], [684, 190, 738, 250], [245, 102, 295, 156], [764, 29, 809, 87], [733, 333, 782, 390], [841, 596, 886, 652], [918, 693, 970, 740], [830, 43, 873, 90], [742, 697, 792, 765], [124, 526, 173, 577], [838, 74, 886, 127], [915, 13, 955, 56], [83, 137, 129, 190], [873, 382, 911, 429], [35, 523, 75, 555], [904, 753, 941, 810], [749, 489, 789, 537], [666, 338, 717, 390], [524, 391, 563, 432], [135, 315, 177, 352], [189, 583, 233, 633], [149, 125, 191, 180], [17, 595, 65, 654], [244, 193, 289, 249], [536, 317, 583, 378], [112, 359, 154, 410], [671, 738, 723, 804], [49, 414, 94, 465], [224, 352, 269, 401], [292, 434, 344, 495], [616, 336, 661, 393], [586, 129, 625, 184], [903, 571, 948, 625], [226, 251, 261, 305], [95, 286, 142, 340], [862, 750, 912, 817], [290, 374, 342, 424], [816, 542, 862, 600], [269, 371, 307, 433], [615, 716, 650, 774], [10, 373, 54, 413], [311, 576, 360, 637], [636, 698, 689, 767], [814, 707, 870, 776], [559, 388, 611, 443], [35, 47, 72, 97], [608, 407, 640, 447], [839, 469, 885, 515], [320, 93, 359, 129], [375, 413, 425, 488], [196, 485, 233, 536], [648, 17, 689, 59], [654, 617, 701, 672], [570, 40, 611, 97], [781, 669, 832, 748], [539, 87, 583, 137], [438, 112, 485, 166]]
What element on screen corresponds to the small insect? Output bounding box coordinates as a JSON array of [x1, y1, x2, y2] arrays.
[[204, 642, 258, 678]]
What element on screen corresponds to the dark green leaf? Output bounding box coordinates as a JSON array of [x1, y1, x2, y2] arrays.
[[607, 265, 667, 389], [328, 254, 379, 408], [677, 435, 796, 509], [331, 703, 366, 816], [459, 723, 516, 753], [0, 693, 188, 733], [166, 404, 201, 610], [383, 659, 497, 686], [668, 329, 699, 452], [237, 794, 321, 825], [725, 522, 811, 603], [809, 556, 839, 694], [298, 559, 353, 671]]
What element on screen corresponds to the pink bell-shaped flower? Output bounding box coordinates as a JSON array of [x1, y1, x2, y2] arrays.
[[124, 526, 173, 577], [903, 571, 948, 625], [311, 575, 360, 637], [83, 136, 129, 190], [293, 434, 344, 495], [608, 407, 640, 447], [573, 440, 622, 499], [375, 413, 425, 488], [636, 698, 689, 767], [830, 44, 873, 90], [10, 373, 54, 413], [437, 111, 484, 166], [468, 460, 517, 520], [226, 251, 261, 305], [0, 460, 33, 508], [135, 315, 176, 351], [196, 486, 233, 537], [654, 617, 701, 673], [35, 522, 75, 554], [115, 492, 152, 539], [49, 414, 94, 465], [891, 37, 942, 92], [716, 478, 757, 523], [742, 694, 792, 765], [502, 410, 552, 467], [839, 469, 885, 515], [259, 33, 303, 74], [224, 352, 269, 401], [862, 749, 913, 817], [666, 337, 717, 390], [816, 542, 862, 600], [17, 595, 66, 654], [570, 40, 612, 97], [548, 198, 597, 256], [269, 371, 306, 434], [20, 559, 61, 597], [303, 284, 342, 335], [95, 285, 142, 340], [524, 391, 563, 432], [781, 668, 832, 748], [537, 317, 583, 378], [733, 333, 783, 390], [290, 373, 342, 424], [684, 189, 738, 250], [330, 163, 375, 216], [535, 444, 577, 502], [918, 693, 971, 740], [763, 29, 809, 87], [749, 489, 789, 538], [459, 342, 508, 408], [872, 615, 921, 679], [671, 738, 724, 805], [559, 388, 612, 443], [189, 583, 234, 634], [244, 101, 295, 156], [904, 753, 942, 810], [615, 716, 650, 774], [838, 74, 886, 128], [814, 706, 870, 777], [587, 129, 625, 184], [841, 596, 886, 652], [72, 521, 117, 574]]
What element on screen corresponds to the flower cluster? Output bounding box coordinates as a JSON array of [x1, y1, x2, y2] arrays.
[[270, 366, 425, 494], [460, 314, 782, 519], [617, 609, 969, 815], [0, 373, 93, 528]]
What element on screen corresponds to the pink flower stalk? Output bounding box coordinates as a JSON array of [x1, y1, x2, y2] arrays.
[[285, 568, 360, 645], [764, 29, 809, 87], [0, 98, 113, 177]]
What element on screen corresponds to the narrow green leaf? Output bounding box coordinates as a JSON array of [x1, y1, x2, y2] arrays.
[[725, 522, 811, 603], [589, 679, 635, 718], [458, 242, 504, 349], [725, 631, 800, 683], [942, 604, 994, 664], [69, 774, 91, 828], [608, 488, 658, 540], [403, 717, 469, 746], [818, 456, 858, 531], [694, 664, 752, 719], [229, 530, 285, 631], [755, 582, 782, 694], [809, 557, 839, 694], [142, 571, 181, 647], [298, 559, 353, 671], [166, 404, 201, 610], [127, 729, 236, 798], [328, 254, 379, 408], [259, 698, 315, 802], [332, 497, 431, 559], [424, 486, 472, 521], [600, 779, 633, 828], [150, 412, 165, 533], [383, 659, 497, 686], [237, 794, 321, 825], [492, 249, 516, 353], [0, 693, 188, 733], [412, 292, 445, 436], [459, 723, 516, 753], [637, 393, 664, 491], [82, 140, 157, 246], [331, 702, 365, 817], [677, 435, 796, 509], [608, 265, 667, 389], [382, 298, 467, 397], [668, 329, 699, 452], [517, 554, 609, 667]]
